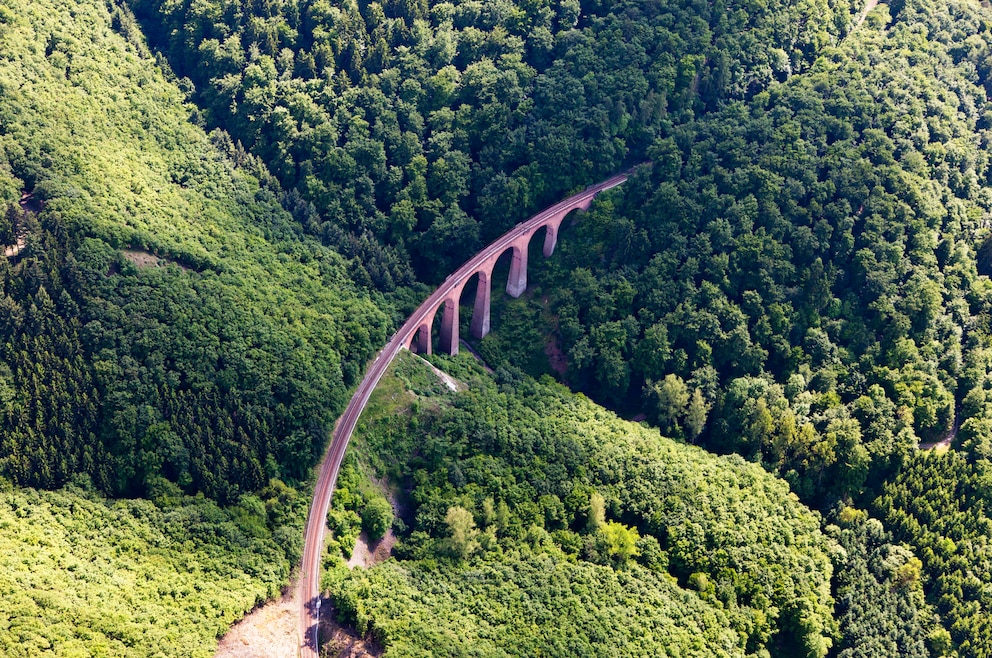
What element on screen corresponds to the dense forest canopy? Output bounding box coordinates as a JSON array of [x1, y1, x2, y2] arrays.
[[0, 0, 388, 502], [466, 0, 992, 653], [482, 0, 992, 504], [2, 0, 992, 655], [128, 0, 858, 281], [873, 452, 992, 656], [0, 477, 306, 657], [326, 352, 837, 657]]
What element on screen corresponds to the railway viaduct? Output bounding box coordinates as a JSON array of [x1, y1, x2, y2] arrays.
[[299, 169, 633, 657], [405, 173, 625, 355]]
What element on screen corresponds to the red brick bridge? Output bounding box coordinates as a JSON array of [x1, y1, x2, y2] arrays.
[[299, 169, 632, 656]]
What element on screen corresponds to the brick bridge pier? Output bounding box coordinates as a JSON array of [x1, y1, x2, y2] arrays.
[[404, 175, 624, 355]]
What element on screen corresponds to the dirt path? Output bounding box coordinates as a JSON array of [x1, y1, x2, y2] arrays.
[[919, 435, 952, 453], [320, 614, 381, 658], [855, 0, 880, 27], [3, 238, 25, 258], [919, 416, 959, 453], [4, 192, 37, 259]]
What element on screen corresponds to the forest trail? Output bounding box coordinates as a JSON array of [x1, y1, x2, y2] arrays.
[[919, 417, 959, 453], [919, 436, 953, 453], [4, 192, 37, 258], [855, 0, 880, 27], [3, 238, 25, 258]]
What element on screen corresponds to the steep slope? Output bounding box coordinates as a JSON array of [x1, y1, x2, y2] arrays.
[[480, 0, 992, 504], [0, 0, 389, 501], [325, 352, 836, 657], [873, 452, 992, 656], [0, 479, 304, 657], [465, 0, 992, 653], [128, 0, 859, 281]]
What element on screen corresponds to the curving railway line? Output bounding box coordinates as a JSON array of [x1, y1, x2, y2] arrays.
[[297, 170, 633, 657]]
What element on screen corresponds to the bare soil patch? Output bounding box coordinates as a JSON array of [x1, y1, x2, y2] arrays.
[[347, 480, 401, 570], [4, 192, 37, 258], [319, 609, 382, 658], [3, 238, 25, 259], [919, 417, 959, 453], [122, 248, 191, 271], [346, 529, 398, 570], [122, 249, 163, 268], [215, 585, 382, 657], [215, 585, 300, 658], [20, 191, 43, 214], [920, 432, 954, 454], [918, 438, 952, 454]]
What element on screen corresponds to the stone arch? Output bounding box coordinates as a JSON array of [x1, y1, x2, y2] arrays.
[[408, 321, 432, 354], [453, 266, 494, 340], [542, 196, 594, 257]]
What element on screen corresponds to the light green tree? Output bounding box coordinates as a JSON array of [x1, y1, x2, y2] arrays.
[[648, 374, 690, 434], [361, 496, 394, 542], [445, 506, 479, 560], [685, 388, 709, 442], [586, 492, 606, 533], [599, 521, 641, 565]]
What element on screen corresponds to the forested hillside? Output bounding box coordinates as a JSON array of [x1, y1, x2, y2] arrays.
[[128, 0, 858, 280], [326, 352, 837, 657], [0, 0, 378, 649], [873, 453, 992, 655], [0, 478, 304, 657], [483, 0, 992, 504], [4, 0, 992, 655], [469, 0, 992, 654], [0, 0, 389, 501]]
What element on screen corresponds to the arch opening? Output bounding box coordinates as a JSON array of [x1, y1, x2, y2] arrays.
[[410, 322, 432, 355], [419, 298, 459, 356], [455, 268, 493, 341], [541, 204, 587, 257]]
